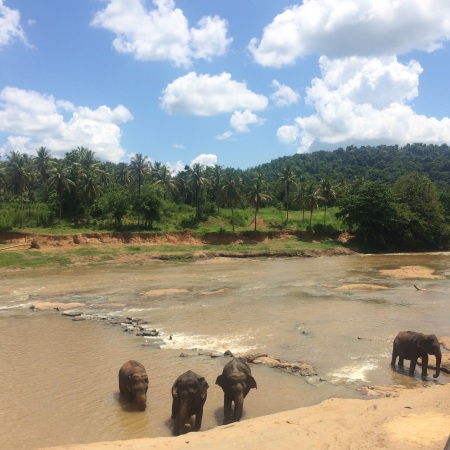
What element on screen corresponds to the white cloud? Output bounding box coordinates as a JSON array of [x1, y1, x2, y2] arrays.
[[0, 0, 26, 48], [190, 153, 217, 167], [161, 72, 268, 116], [249, 0, 450, 67], [277, 56, 450, 153], [91, 0, 231, 67], [216, 131, 233, 141], [230, 110, 264, 133], [270, 80, 300, 107], [0, 86, 133, 162]]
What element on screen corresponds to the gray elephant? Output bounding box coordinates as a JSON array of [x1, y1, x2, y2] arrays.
[[171, 370, 209, 436], [391, 331, 441, 378], [216, 358, 257, 424], [118, 360, 149, 411]]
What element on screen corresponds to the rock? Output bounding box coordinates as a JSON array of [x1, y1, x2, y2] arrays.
[[439, 336, 450, 351], [240, 353, 317, 376], [32, 301, 84, 311], [61, 310, 83, 317], [361, 385, 406, 398], [209, 351, 222, 358], [224, 350, 234, 357]]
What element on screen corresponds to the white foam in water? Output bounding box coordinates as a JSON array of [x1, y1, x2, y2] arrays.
[[155, 331, 258, 354], [329, 359, 379, 383]]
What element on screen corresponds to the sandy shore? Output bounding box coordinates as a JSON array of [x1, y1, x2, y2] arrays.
[[43, 383, 450, 450]]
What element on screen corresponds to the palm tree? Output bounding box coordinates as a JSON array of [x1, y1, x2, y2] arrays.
[[221, 171, 241, 232], [316, 177, 336, 225], [208, 165, 223, 213], [187, 163, 210, 221], [248, 173, 271, 231], [277, 164, 297, 226], [304, 181, 319, 228], [6, 151, 29, 227], [35, 147, 53, 184], [154, 165, 177, 200], [115, 163, 131, 187], [78, 168, 104, 217], [129, 154, 151, 225], [48, 159, 75, 221]]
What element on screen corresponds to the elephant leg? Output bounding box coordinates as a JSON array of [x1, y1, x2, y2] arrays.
[[409, 358, 417, 375], [391, 349, 398, 366], [194, 406, 203, 431], [223, 395, 233, 424], [398, 357, 404, 368], [421, 354, 429, 378]]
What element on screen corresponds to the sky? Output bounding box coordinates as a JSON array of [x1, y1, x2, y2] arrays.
[[1, 0, 450, 171]]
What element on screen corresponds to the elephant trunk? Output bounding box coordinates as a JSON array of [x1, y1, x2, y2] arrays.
[[135, 390, 147, 411], [175, 395, 189, 436], [433, 352, 441, 378], [233, 389, 244, 422]]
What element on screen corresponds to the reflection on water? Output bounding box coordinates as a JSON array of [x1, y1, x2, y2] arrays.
[[0, 253, 449, 448]]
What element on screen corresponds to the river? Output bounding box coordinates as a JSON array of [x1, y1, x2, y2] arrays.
[[0, 253, 449, 448]]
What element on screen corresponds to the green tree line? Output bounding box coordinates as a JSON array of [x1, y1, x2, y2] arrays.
[[0, 143, 449, 250]]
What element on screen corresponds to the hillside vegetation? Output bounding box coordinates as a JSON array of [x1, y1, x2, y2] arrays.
[[1, 143, 449, 251]]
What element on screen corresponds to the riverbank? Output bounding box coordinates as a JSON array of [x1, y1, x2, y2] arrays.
[[43, 382, 450, 450]]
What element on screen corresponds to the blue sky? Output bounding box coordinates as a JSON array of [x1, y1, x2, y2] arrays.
[[1, 0, 450, 171]]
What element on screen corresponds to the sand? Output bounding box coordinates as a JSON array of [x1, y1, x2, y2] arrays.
[[42, 383, 450, 450]]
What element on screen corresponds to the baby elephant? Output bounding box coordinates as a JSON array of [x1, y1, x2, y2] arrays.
[[216, 358, 257, 424], [171, 370, 209, 436], [391, 331, 442, 378], [118, 360, 149, 411]]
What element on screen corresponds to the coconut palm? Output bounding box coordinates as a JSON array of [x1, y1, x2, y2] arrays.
[[316, 177, 336, 225], [277, 164, 297, 226], [5, 151, 29, 227], [248, 173, 271, 231], [304, 181, 319, 228], [187, 163, 210, 221], [35, 147, 53, 184], [48, 159, 75, 221], [129, 154, 151, 225], [154, 164, 177, 200], [221, 171, 241, 232]]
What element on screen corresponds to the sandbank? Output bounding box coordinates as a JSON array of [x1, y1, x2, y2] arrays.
[[42, 383, 450, 450]]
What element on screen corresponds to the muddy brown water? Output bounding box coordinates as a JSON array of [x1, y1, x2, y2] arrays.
[[0, 253, 449, 449]]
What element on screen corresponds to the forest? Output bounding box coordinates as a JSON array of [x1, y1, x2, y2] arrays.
[[0, 143, 449, 250]]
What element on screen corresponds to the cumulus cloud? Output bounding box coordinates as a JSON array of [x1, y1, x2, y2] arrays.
[[270, 80, 300, 107], [91, 0, 231, 67], [0, 86, 133, 162], [0, 0, 26, 48], [277, 56, 450, 153], [161, 72, 268, 116], [249, 0, 450, 67], [230, 110, 265, 133], [190, 153, 217, 167]]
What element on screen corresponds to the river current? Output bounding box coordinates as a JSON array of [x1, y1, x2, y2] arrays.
[[0, 253, 449, 448]]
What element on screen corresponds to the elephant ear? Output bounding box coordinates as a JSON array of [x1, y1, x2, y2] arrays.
[[215, 374, 226, 389], [247, 375, 257, 390], [417, 338, 426, 350], [197, 377, 209, 396], [171, 380, 179, 396]]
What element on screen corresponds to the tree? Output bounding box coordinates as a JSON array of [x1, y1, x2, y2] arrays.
[[336, 180, 405, 247], [316, 177, 336, 225], [187, 163, 210, 221], [99, 187, 130, 227], [48, 160, 75, 221], [221, 171, 241, 232], [304, 180, 319, 228], [5, 151, 29, 227], [154, 165, 177, 200], [393, 173, 449, 249], [277, 164, 297, 225], [248, 173, 271, 231], [129, 153, 151, 225]]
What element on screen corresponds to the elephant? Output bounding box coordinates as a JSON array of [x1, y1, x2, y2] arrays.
[[118, 360, 149, 411], [171, 370, 209, 436], [391, 331, 441, 378], [215, 358, 257, 424]]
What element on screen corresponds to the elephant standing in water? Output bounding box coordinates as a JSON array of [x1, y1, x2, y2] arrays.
[[118, 360, 149, 411], [171, 370, 209, 436], [216, 358, 257, 424], [391, 331, 442, 378]]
